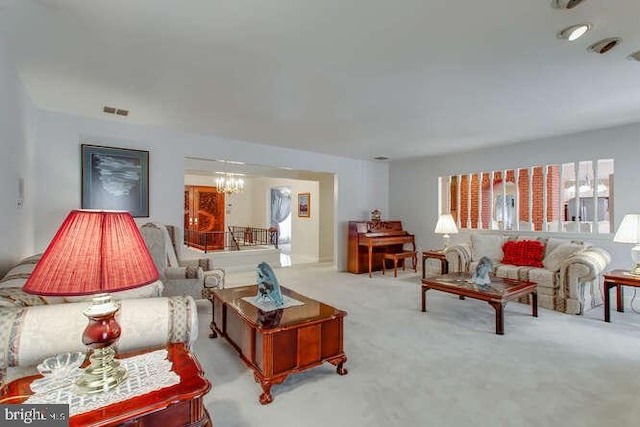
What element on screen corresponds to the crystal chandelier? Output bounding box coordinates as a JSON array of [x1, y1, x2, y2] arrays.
[[215, 173, 245, 194]]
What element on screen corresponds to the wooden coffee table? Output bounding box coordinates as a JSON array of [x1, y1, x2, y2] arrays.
[[421, 273, 538, 335], [0, 343, 211, 427], [208, 285, 348, 404]]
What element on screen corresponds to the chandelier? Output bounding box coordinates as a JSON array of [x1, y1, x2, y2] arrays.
[[215, 173, 245, 194]]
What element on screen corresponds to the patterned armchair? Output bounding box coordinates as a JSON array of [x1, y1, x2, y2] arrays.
[[140, 223, 225, 300]]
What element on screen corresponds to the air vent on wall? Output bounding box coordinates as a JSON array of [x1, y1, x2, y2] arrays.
[[552, 0, 586, 9], [588, 38, 622, 54], [103, 106, 129, 117]]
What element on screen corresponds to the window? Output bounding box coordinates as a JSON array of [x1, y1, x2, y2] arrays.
[[440, 159, 613, 234]]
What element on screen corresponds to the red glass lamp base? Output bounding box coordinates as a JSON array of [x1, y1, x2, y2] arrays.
[[76, 294, 128, 394]]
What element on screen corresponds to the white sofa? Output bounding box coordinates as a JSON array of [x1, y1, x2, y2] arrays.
[[443, 234, 611, 315], [0, 255, 199, 385]]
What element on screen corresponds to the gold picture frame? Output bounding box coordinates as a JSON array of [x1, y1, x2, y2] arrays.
[[298, 192, 310, 218]]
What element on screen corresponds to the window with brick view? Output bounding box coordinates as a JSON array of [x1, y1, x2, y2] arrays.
[[441, 159, 613, 234]]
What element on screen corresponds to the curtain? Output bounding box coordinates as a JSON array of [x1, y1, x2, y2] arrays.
[[270, 188, 291, 227]]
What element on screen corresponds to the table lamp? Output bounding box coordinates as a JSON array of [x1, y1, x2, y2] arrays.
[[613, 213, 640, 276], [434, 213, 459, 248], [24, 210, 159, 394]]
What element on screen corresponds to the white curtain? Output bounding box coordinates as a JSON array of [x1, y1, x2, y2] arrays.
[[270, 188, 291, 243]]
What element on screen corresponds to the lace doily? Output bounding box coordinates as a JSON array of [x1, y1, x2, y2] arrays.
[[242, 294, 304, 312], [26, 349, 180, 416]]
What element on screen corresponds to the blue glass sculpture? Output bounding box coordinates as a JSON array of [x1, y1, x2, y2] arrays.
[[256, 262, 285, 307]]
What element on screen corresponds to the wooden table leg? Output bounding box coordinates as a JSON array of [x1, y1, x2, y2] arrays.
[[394, 258, 398, 277], [368, 245, 373, 278], [489, 301, 505, 335], [329, 355, 348, 375], [616, 284, 624, 312], [422, 255, 427, 279], [604, 280, 612, 322], [531, 291, 538, 317], [209, 299, 218, 338], [421, 286, 428, 312]]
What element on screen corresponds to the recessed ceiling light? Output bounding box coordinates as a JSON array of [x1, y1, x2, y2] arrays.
[[627, 51, 640, 61], [557, 23, 592, 41], [552, 0, 587, 9], [588, 37, 622, 54]]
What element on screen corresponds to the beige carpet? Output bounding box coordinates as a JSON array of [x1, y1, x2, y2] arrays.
[[191, 263, 640, 427]]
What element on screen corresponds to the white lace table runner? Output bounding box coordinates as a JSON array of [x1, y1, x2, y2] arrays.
[[25, 349, 180, 416], [242, 294, 304, 312]]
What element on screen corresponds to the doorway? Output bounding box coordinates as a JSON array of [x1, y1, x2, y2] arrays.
[[184, 185, 225, 250]]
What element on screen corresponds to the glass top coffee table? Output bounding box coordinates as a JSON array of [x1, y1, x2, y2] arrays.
[[421, 272, 538, 335]]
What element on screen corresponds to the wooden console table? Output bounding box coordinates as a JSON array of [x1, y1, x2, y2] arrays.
[[603, 269, 640, 322], [208, 285, 348, 404], [0, 343, 212, 427]]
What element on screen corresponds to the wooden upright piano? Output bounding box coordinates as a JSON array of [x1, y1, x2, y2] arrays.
[[348, 220, 416, 277]]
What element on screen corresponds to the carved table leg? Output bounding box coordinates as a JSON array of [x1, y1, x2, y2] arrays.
[[255, 373, 286, 405], [208, 298, 218, 338], [329, 355, 348, 375], [489, 301, 505, 335], [259, 383, 273, 405], [208, 323, 218, 339]]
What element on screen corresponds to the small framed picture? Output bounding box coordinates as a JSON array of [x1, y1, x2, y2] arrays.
[[298, 192, 310, 218], [81, 144, 150, 217]]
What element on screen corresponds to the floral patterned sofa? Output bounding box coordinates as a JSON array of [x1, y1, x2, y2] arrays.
[[0, 255, 198, 385], [443, 234, 611, 315]]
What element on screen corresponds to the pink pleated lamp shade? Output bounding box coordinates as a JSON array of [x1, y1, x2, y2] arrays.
[[24, 210, 159, 296]]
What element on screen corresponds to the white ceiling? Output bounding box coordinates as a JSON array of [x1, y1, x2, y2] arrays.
[[2, 0, 640, 160]]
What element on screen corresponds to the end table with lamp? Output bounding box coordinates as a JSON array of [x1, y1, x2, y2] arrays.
[[0, 343, 212, 426], [606, 214, 640, 322], [422, 250, 449, 279], [603, 270, 640, 322], [423, 214, 458, 279]]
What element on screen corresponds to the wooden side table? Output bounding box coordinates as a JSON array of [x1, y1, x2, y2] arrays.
[[603, 269, 640, 322], [0, 343, 212, 427], [422, 250, 448, 279]]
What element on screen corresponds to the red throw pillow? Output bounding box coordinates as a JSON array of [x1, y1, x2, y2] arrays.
[[501, 241, 522, 266], [502, 240, 544, 267]]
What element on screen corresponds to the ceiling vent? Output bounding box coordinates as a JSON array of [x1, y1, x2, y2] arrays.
[[103, 106, 129, 117], [588, 38, 622, 54], [552, 0, 586, 9]]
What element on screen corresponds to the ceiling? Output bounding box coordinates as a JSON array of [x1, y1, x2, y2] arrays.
[[2, 0, 640, 161]]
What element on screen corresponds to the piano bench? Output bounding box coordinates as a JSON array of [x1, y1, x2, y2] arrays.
[[382, 251, 417, 277]]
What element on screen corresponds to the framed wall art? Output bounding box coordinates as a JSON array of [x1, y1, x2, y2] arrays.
[[81, 144, 150, 217], [298, 192, 310, 218]]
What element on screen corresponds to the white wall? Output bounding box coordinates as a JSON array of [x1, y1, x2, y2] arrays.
[[0, 36, 36, 273], [389, 123, 640, 270], [25, 110, 388, 272], [251, 177, 321, 263]]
